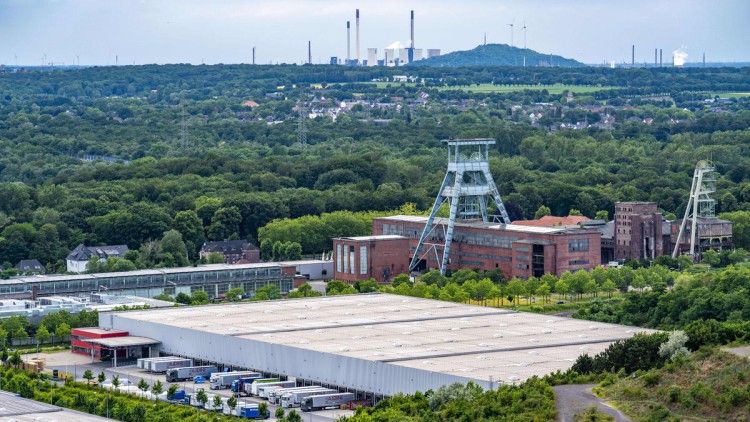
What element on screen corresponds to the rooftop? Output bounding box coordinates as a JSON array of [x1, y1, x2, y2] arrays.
[[110, 294, 656, 384], [378, 215, 591, 235], [337, 235, 407, 241], [512, 215, 590, 227], [2, 262, 285, 285]]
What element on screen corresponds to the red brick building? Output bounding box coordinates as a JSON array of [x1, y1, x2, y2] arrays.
[[199, 240, 260, 264], [333, 216, 601, 282], [332, 235, 410, 284], [614, 202, 664, 260]]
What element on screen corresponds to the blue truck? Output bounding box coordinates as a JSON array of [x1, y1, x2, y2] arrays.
[[237, 404, 270, 419]]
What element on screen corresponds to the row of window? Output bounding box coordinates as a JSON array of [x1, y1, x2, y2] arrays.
[[568, 238, 590, 252], [335, 244, 368, 275], [569, 259, 590, 265]]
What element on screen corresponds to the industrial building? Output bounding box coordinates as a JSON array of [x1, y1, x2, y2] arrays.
[[333, 235, 410, 284], [100, 293, 655, 398], [0, 263, 299, 300]]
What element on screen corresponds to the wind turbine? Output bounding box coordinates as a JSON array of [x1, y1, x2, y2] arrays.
[[507, 19, 515, 47], [523, 21, 527, 49]]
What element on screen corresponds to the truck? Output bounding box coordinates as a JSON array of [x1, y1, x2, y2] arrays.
[[301, 392, 356, 411], [252, 380, 295, 397], [166, 365, 218, 382], [257, 382, 297, 399], [166, 389, 186, 401], [209, 371, 261, 390], [150, 358, 193, 373], [268, 386, 326, 405], [137, 357, 179, 369], [231, 377, 280, 396], [236, 404, 270, 419], [280, 388, 338, 408]]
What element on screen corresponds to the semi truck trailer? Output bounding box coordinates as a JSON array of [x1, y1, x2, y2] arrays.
[[209, 371, 261, 390], [150, 358, 193, 373], [231, 378, 280, 396], [280, 388, 338, 408], [251, 380, 295, 397], [166, 365, 218, 382], [301, 392, 356, 411], [268, 386, 326, 405]]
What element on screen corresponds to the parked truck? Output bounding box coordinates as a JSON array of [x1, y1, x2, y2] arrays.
[[231, 377, 280, 396], [166, 365, 218, 382], [209, 371, 261, 390], [280, 388, 338, 408], [251, 380, 295, 397], [236, 404, 270, 419], [268, 386, 326, 405], [257, 382, 297, 399], [301, 392, 356, 411], [150, 358, 193, 373], [137, 357, 179, 370]]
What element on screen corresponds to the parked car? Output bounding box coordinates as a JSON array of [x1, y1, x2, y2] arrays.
[[194, 376, 206, 384]]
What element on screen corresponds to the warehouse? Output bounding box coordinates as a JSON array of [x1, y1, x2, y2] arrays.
[[101, 293, 655, 398]]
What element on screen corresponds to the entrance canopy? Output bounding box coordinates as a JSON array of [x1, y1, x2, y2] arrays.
[[87, 336, 160, 348]]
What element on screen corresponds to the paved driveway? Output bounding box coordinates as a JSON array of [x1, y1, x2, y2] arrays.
[[554, 384, 632, 422]]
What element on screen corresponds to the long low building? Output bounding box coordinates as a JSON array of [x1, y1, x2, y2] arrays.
[[0, 263, 298, 299], [101, 293, 655, 399]]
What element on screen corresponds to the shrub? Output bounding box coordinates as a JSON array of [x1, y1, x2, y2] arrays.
[[667, 385, 682, 403], [642, 371, 661, 387]]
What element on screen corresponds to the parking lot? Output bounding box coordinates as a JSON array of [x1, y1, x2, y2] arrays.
[[39, 351, 355, 421]]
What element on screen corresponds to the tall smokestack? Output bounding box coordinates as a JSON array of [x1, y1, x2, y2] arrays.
[[660, 49, 662, 67], [703, 52, 706, 66], [632, 45, 635, 66], [654, 48, 657, 66], [346, 21, 351, 63], [252, 46, 255, 65], [308, 41, 312, 64], [356, 9, 360, 65], [410, 10, 415, 49]]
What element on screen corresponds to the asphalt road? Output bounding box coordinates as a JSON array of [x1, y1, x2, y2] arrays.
[[554, 384, 632, 422]]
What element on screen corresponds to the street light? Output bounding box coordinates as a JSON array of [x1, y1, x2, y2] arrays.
[[73, 360, 77, 382]]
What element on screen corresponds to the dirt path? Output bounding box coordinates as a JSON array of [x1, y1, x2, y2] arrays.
[[554, 384, 632, 422]]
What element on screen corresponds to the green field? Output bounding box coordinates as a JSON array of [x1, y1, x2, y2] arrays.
[[710, 92, 750, 98], [368, 82, 615, 94]]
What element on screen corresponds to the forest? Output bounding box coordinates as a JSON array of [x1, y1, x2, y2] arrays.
[[1, 64, 750, 277]]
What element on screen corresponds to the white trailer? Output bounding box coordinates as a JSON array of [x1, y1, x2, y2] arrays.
[[150, 358, 193, 373], [301, 392, 356, 411], [281, 388, 337, 408], [137, 357, 178, 369], [252, 380, 296, 397], [166, 365, 218, 382], [268, 386, 326, 405], [209, 371, 261, 390]]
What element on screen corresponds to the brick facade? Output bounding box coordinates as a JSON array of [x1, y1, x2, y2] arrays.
[[332, 236, 410, 284], [369, 215, 601, 279], [614, 202, 663, 260]]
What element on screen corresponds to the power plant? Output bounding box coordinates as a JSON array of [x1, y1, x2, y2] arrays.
[[332, 9, 440, 66]]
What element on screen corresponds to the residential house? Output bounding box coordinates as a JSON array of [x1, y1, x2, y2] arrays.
[[66, 244, 129, 273], [16, 259, 46, 275], [200, 240, 260, 264]]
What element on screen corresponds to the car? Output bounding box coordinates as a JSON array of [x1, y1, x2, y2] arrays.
[[193, 376, 206, 384], [556, 301, 566, 304]]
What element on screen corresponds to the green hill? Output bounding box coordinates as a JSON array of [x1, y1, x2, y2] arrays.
[[410, 43, 585, 67]]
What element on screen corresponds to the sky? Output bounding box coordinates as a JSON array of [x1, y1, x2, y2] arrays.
[[1, 0, 749, 66]]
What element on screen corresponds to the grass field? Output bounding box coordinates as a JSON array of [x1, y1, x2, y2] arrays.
[[367, 82, 616, 94], [710, 92, 750, 98]]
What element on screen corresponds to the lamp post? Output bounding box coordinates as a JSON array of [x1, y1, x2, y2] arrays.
[[73, 360, 77, 382]]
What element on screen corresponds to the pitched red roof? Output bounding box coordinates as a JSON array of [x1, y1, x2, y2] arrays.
[[242, 100, 260, 107], [512, 215, 590, 227]]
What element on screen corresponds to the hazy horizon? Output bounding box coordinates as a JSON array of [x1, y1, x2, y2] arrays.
[[2, 0, 749, 67]]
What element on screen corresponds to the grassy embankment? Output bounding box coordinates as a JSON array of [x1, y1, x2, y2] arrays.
[[594, 348, 750, 421]]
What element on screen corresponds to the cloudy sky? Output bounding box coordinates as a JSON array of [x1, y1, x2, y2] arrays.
[[1, 0, 748, 66]]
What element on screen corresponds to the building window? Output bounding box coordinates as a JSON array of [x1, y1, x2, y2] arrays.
[[515, 264, 529, 269], [569, 259, 589, 265], [349, 246, 355, 274], [342, 244, 348, 274], [336, 244, 342, 273], [516, 255, 529, 261], [568, 238, 589, 252], [360, 246, 368, 275], [515, 247, 529, 252]]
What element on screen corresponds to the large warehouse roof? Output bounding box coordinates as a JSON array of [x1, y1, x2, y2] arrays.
[[103, 294, 656, 395]]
